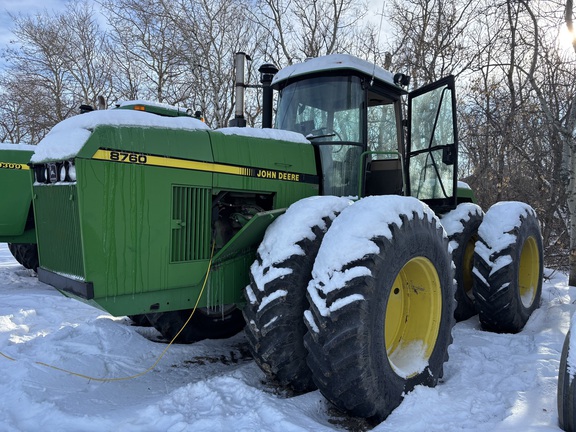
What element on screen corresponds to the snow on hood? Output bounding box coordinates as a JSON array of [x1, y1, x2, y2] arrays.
[[30, 110, 209, 164], [457, 181, 471, 190], [272, 54, 397, 88], [0, 143, 36, 152], [216, 127, 310, 144], [117, 100, 189, 114]]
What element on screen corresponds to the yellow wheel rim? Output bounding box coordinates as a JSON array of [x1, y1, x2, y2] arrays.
[[385, 257, 442, 378], [462, 236, 477, 300], [519, 236, 540, 308]]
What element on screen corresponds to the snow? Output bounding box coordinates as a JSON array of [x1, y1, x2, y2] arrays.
[[440, 202, 483, 252], [117, 100, 190, 114], [475, 201, 536, 276], [308, 196, 441, 318], [0, 143, 36, 151], [249, 196, 352, 298], [0, 240, 570, 431], [272, 54, 398, 88], [217, 127, 311, 144], [0, 221, 576, 432], [569, 320, 576, 380], [30, 110, 209, 164]]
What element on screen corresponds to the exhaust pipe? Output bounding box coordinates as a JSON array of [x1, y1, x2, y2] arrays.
[[228, 52, 279, 128], [229, 52, 249, 127], [259, 63, 279, 129]]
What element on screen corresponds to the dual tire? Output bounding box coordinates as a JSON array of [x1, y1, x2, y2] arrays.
[[245, 195, 455, 421], [304, 197, 454, 421], [244, 197, 544, 422], [8, 243, 39, 272], [472, 202, 543, 333]]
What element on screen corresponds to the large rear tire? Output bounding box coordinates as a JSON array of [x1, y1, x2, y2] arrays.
[[440, 203, 483, 321], [472, 202, 543, 333], [304, 196, 454, 422], [8, 243, 39, 272], [243, 196, 351, 392], [146, 306, 245, 343], [559, 330, 576, 431]]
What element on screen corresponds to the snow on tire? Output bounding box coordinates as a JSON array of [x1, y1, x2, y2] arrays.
[[243, 196, 352, 392], [559, 327, 576, 432], [472, 201, 543, 333], [304, 196, 454, 422], [440, 203, 483, 321]]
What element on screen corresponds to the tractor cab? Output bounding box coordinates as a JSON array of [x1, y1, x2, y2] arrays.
[[271, 54, 458, 212]]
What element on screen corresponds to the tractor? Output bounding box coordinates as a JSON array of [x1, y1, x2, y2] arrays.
[[0, 143, 38, 270], [24, 53, 543, 422]]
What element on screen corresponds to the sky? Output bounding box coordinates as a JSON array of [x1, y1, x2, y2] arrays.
[[0, 0, 69, 48], [0, 0, 390, 58]]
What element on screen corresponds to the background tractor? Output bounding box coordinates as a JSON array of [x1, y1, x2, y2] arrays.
[[0, 143, 38, 271], [21, 53, 543, 422]]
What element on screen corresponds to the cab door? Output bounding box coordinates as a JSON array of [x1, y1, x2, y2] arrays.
[[406, 75, 458, 212]]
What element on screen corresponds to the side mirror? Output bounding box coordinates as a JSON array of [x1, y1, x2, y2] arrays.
[[442, 146, 455, 165]]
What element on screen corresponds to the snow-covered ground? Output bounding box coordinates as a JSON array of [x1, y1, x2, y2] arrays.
[[0, 242, 571, 431]]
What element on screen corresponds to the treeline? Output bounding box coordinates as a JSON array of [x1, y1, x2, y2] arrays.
[[1, 0, 575, 271]]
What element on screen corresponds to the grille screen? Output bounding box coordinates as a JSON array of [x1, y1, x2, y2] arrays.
[[34, 185, 84, 277], [171, 186, 211, 262]]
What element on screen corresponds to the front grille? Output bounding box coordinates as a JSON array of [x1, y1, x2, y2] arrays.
[[34, 184, 84, 278]]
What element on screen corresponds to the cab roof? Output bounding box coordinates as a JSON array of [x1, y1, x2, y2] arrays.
[[272, 54, 405, 93]]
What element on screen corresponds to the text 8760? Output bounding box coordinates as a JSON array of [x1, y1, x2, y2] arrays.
[[109, 151, 148, 164]]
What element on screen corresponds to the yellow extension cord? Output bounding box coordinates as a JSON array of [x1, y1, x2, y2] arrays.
[[0, 243, 216, 383]]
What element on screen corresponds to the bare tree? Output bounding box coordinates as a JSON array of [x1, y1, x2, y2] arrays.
[[251, 0, 368, 66], [102, 0, 188, 104], [384, 0, 482, 87], [58, 2, 114, 107], [164, 0, 265, 128]]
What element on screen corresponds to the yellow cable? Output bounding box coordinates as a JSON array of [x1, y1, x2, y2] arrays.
[[0, 242, 216, 383]]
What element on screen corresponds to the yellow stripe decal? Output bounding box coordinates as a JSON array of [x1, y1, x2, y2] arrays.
[[91, 149, 317, 184], [0, 162, 30, 170], [93, 149, 248, 175]]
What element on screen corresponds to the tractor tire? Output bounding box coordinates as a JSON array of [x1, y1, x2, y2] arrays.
[[559, 330, 576, 432], [304, 196, 454, 422], [472, 202, 543, 333], [440, 203, 483, 321], [146, 306, 245, 344], [243, 196, 352, 393], [8, 243, 39, 272], [128, 314, 151, 327]]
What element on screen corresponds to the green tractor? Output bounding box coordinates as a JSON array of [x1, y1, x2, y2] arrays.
[[0, 102, 196, 272], [0, 143, 38, 271], [27, 53, 543, 422]]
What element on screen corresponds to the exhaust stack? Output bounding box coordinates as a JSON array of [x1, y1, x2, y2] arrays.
[[259, 63, 279, 129], [229, 52, 249, 127]]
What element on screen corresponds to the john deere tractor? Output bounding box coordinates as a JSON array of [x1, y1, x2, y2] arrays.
[[0, 143, 38, 270], [26, 53, 543, 422]]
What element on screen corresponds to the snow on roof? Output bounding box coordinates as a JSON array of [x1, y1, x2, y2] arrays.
[[117, 100, 189, 114], [30, 110, 209, 163], [217, 127, 310, 144], [0, 143, 36, 152], [272, 54, 397, 87]]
